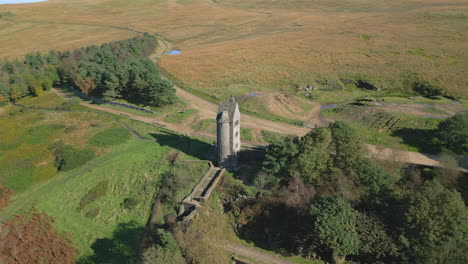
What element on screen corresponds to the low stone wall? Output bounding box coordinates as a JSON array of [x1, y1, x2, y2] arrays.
[[69, 88, 156, 114], [199, 169, 225, 203], [177, 161, 225, 226]]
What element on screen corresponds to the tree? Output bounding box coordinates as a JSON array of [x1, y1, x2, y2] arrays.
[[262, 136, 299, 177], [436, 113, 468, 155], [355, 212, 400, 263], [147, 78, 176, 106], [308, 196, 360, 262], [281, 176, 316, 210], [289, 128, 332, 183], [400, 180, 468, 263], [329, 121, 364, 170], [357, 159, 393, 196], [143, 229, 184, 264], [254, 171, 269, 196]]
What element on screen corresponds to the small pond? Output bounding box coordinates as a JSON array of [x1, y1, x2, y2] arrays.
[[320, 104, 337, 110], [249, 93, 261, 97], [420, 115, 448, 119], [0, 0, 47, 4], [168, 50, 181, 55]]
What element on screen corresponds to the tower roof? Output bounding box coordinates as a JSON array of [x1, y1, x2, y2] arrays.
[[218, 97, 238, 123]]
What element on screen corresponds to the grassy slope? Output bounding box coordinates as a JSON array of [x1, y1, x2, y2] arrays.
[[0, 93, 210, 258]]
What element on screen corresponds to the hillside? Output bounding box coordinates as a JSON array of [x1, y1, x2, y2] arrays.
[[0, 0, 467, 98]]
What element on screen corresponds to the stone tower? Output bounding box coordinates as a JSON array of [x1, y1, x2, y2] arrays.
[[216, 97, 240, 169]]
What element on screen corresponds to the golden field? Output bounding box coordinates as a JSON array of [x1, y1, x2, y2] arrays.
[[1, 0, 467, 97]]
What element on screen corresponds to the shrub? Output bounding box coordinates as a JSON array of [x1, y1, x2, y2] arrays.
[[142, 229, 183, 264], [54, 145, 95, 172], [78, 180, 109, 211], [412, 80, 444, 98], [122, 197, 138, 210], [85, 207, 100, 219], [89, 127, 131, 148], [163, 109, 198, 123], [56, 98, 80, 111], [435, 113, 468, 155]]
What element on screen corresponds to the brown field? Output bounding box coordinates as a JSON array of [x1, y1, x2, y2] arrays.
[[0, 0, 467, 97]]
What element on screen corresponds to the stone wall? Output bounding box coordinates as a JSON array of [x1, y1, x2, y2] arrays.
[[177, 161, 225, 225]]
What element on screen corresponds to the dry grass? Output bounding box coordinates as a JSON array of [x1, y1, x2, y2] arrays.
[[0, 0, 467, 97]]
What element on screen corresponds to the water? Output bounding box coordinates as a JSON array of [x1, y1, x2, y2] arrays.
[[320, 104, 337, 109], [420, 115, 448, 119], [0, 0, 47, 4], [168, 50, 181, 55], [249, 93, 261, 97]]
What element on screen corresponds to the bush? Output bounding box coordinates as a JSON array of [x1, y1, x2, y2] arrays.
[[163, 109, 198, 123], [56, 98, 80, 111], [79, 180, 109, 211], [143, 229, 183, 264], [54, 145, 95, 172], [121, 197, 138, 210], [89, 127, 131, 148], [85, 207, 100, 219], [412, 80, 444, 98], [435, 113, 468, 155]]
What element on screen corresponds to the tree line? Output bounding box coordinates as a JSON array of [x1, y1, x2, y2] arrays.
[[241, 120, 468, 264], [0, 33, 176, 107]]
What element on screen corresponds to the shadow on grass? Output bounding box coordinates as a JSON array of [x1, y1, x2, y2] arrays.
[[77, 221, 145, 264], [150, 132, 213, 160], [391, 128, 440, 154]]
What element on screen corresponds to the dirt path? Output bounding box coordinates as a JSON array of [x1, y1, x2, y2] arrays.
[[220, 241, 297, 264], [49, 37, 467, 171]]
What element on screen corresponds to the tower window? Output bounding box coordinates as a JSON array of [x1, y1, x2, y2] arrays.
[[235, 120, 240, 126], [236, 132, 239, 138], [236, 143, 239, 149]]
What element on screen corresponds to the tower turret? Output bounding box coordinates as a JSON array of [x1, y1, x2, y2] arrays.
[[216, 111, 231, 168]]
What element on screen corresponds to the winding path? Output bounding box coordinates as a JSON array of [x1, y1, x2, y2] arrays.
[[51, 36, 467, 171]]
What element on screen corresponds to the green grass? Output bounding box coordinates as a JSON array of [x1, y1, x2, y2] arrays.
[[321, 104, 443, 153], [0, 134, 208, 258], [17, 91, 66, 109], [241, 127, 253, 141], [89, 127, 132, 148], [54, 145, 96, 172], [192, 118, 215, 133], [261, 130, 284, 143], [163, 109, 198, 123], [1, 91, 214, 259], [25, 124, 65, 144]]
